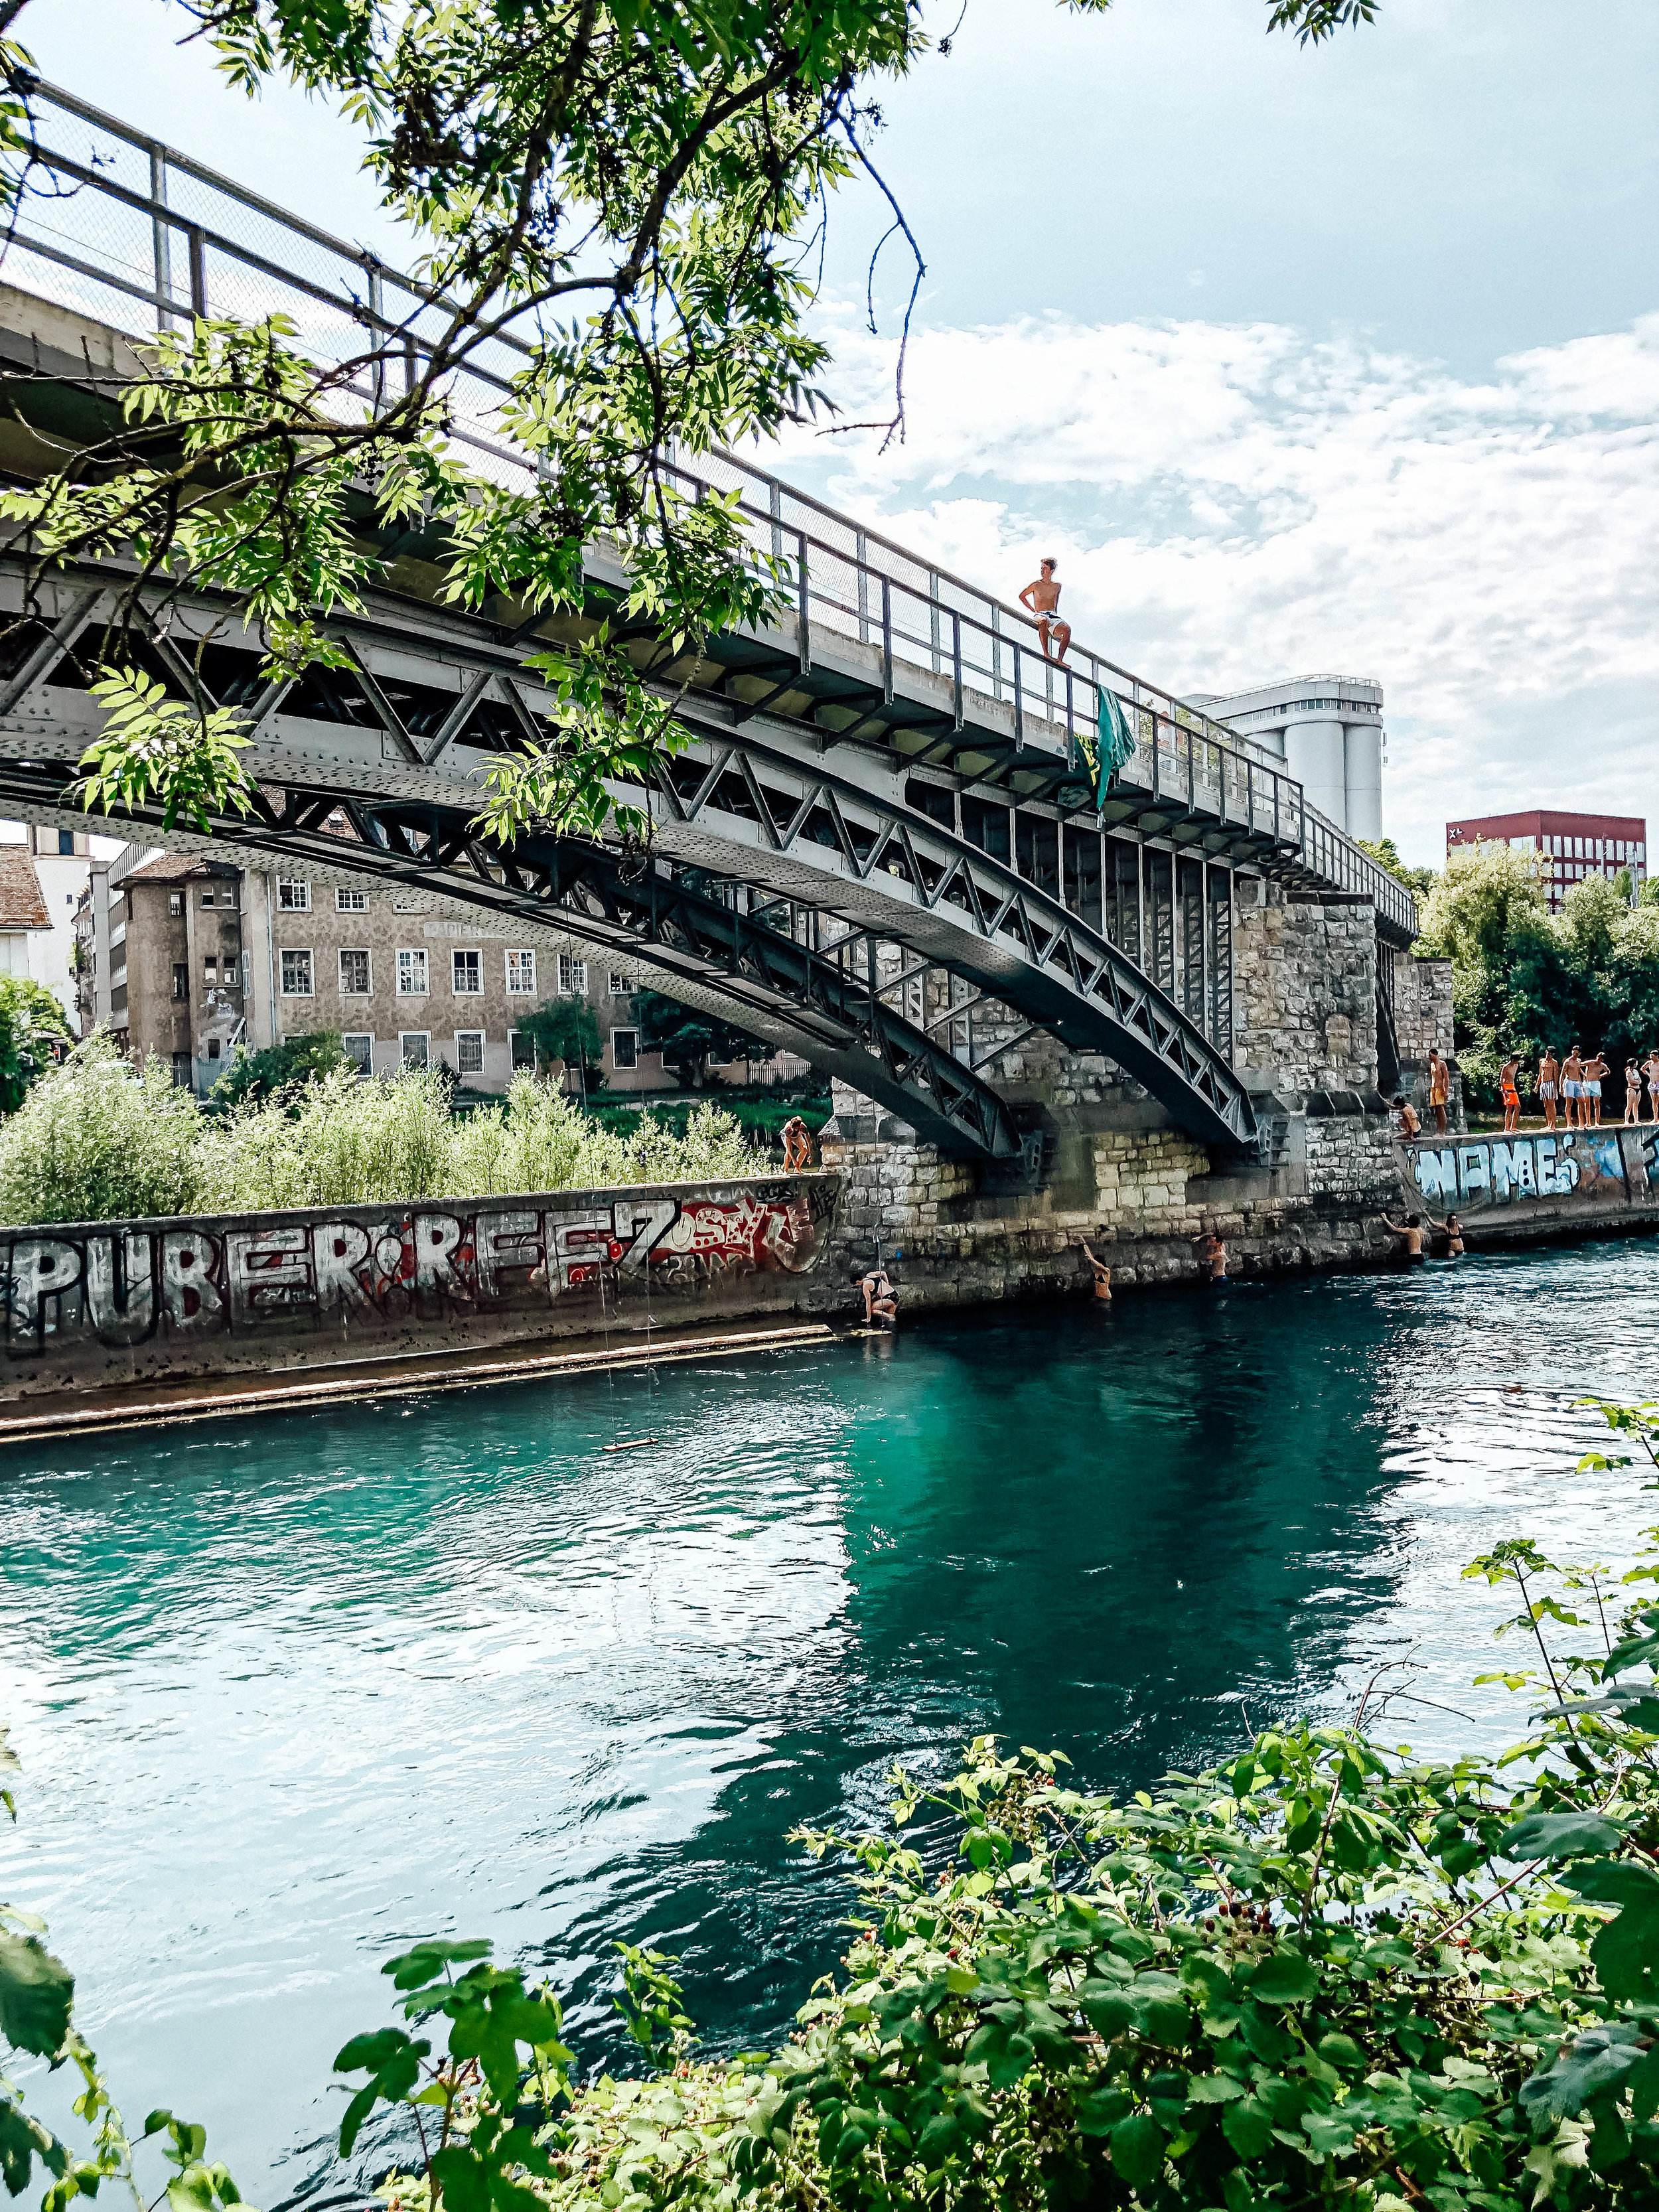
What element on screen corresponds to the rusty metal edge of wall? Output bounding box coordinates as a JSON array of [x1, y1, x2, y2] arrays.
[[0, 1320, 839, 1447]]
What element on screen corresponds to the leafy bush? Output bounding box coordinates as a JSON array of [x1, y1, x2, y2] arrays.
[[15, 1406, 1659, 2212], [0, 1051, 758, 1223], [210, 1029, 348, 1111], [0, 1034, 208, 1223], [0, 975, 72, 1115]]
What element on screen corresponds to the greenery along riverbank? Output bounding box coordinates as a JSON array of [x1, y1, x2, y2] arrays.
[[11, 1404, 1659, 2212], [0, 1037, 762, 1225]]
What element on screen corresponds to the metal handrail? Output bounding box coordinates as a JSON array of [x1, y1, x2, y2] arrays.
[[4, 78, 1415, 942]]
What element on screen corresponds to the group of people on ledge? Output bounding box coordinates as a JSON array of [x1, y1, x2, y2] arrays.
[[1392, 1045, 1659, 1143]]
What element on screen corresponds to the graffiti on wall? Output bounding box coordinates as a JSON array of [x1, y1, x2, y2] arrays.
[[1, 1181, 835, 1357], [1405, 1129, 1659, 1212]]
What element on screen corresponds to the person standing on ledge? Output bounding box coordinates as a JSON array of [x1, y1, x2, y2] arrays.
[[1561, 1044, 1585, 1129], [1500, 1051, 1521, 1134], [1019, 558, 1072, 663], [1427, 1047, 1449, 1136], [1538, 1045, 1560, 1131], [1584, 1047, 1609, 1128], [781, 1115, 814, 1171], [1626, 1059, 1644, 1128]]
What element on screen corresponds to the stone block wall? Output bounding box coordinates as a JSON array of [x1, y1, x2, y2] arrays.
[[1234, 881, 1379, 1096]]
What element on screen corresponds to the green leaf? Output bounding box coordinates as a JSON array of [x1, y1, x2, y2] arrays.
[[0, 1932, 74, 2057], [1074, 2085, 1133, 2134], [1317, 2032, 1364, 2070], [1520, 2026, 1646, 2124], [1187, 2072, 1248, 2103], [384, 1939, 492, 1991], [1109, 2110, 1165, 2189], [1244, 1949, 1318, 2005], [1500, 1810, 1626, 1860], [429, 2144, 490, 2212], [1222, 2095, 1275, 2158], [0, 2095, 68, 2196]]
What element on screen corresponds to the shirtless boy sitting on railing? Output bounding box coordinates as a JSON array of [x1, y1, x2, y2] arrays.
[[1019, 557, 1072, 664]]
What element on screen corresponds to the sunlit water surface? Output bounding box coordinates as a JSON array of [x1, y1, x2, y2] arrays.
[[6, 1241, 1659, 2197]]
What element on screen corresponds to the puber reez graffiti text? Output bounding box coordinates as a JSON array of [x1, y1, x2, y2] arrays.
[[0, 1178, 836, 1359]]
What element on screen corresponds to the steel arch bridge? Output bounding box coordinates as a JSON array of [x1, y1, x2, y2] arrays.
[[0, 82, 1419, 1165]]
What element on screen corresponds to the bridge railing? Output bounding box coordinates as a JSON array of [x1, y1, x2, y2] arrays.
[[4, 80, 1414, 944]]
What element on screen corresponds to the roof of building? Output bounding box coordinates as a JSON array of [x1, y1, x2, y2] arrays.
[[126, 850, 242, 884], [0, 845, 52, 930]]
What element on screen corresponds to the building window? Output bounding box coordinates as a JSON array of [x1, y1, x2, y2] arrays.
[[336, 886, 368, 913], [611, 1027, 638, 1070], [455, 1030, 484, 1076], [203, 958, 218, 988], [280, 948, 314, 996], [57, 829, 74, 855], [240, 952, 252, 997], [510, 1031, 536, 1070], [399, 1032, 430, 1069], [340, 948, 372, 995], [277, 879, 311, 911], [172, 962, 189, 1002], [508, 949, 538, 995], [609, 971, 635, 996], [397, 948, 429, 996], [206, 1035, 222, 1062], [555, 954, 585, 995], [200, 889, 216, 909], [171, 1050, 191, 1088], [452, 948, 482, 994], [342, 1032, 374, 1074], [167, 889, 182, 917]]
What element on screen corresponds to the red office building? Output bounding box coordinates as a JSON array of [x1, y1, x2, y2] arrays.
[[1445, 810, 1646, 915]]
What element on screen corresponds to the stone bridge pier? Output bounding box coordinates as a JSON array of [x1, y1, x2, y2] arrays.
[[819, 881, 1457, 1303]]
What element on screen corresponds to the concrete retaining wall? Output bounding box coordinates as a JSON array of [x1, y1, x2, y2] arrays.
[[0, 1175, 839, 1400]]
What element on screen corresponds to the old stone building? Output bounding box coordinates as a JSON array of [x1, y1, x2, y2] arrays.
[[72, 838, 806, 1098]]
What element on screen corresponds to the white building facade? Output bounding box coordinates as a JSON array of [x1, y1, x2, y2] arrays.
[[1191, 676, 1386, 844]]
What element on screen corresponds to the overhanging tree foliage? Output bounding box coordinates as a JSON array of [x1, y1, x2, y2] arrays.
[[0, 0, 1381, 844]]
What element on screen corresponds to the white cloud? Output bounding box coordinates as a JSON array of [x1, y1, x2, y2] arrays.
[[768, 309, 1659, 863]]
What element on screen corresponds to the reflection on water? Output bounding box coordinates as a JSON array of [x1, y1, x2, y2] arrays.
[[3, 1239, 1658, 2195]]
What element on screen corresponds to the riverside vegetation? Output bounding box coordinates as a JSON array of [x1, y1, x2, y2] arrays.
[[0, 1037, 756, 1225], [11, 1408, 1659, 2212]]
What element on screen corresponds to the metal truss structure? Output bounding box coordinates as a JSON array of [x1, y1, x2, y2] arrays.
[[0, 85, 1426, 1163]]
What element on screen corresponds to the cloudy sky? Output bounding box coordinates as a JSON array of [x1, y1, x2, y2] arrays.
[[21, 0, 1659, 863]]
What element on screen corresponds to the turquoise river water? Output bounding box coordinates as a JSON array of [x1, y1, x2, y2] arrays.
[[6, 1239, 1659, 2201]]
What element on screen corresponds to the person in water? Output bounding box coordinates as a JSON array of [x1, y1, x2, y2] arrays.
[[1081, 1240, 1113, 1301], [1196, 1230, 1228, 1285], [1500, 1052, 1522, 1134], [859, 1263, 898, 1329], [1380, 1212, 1429, 1259], [1393, 1093, 1420, 1138], [1019, 557, 1072, 664], [1427, 1048, 1450, 1135], [1538, 1045, 1560, 1130], [1443, 1212, 1465, 1257]]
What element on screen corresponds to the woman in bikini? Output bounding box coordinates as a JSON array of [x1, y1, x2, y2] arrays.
[[1443, 1213, 1465, 1258], [1627, 1061, 1644, 1128]]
